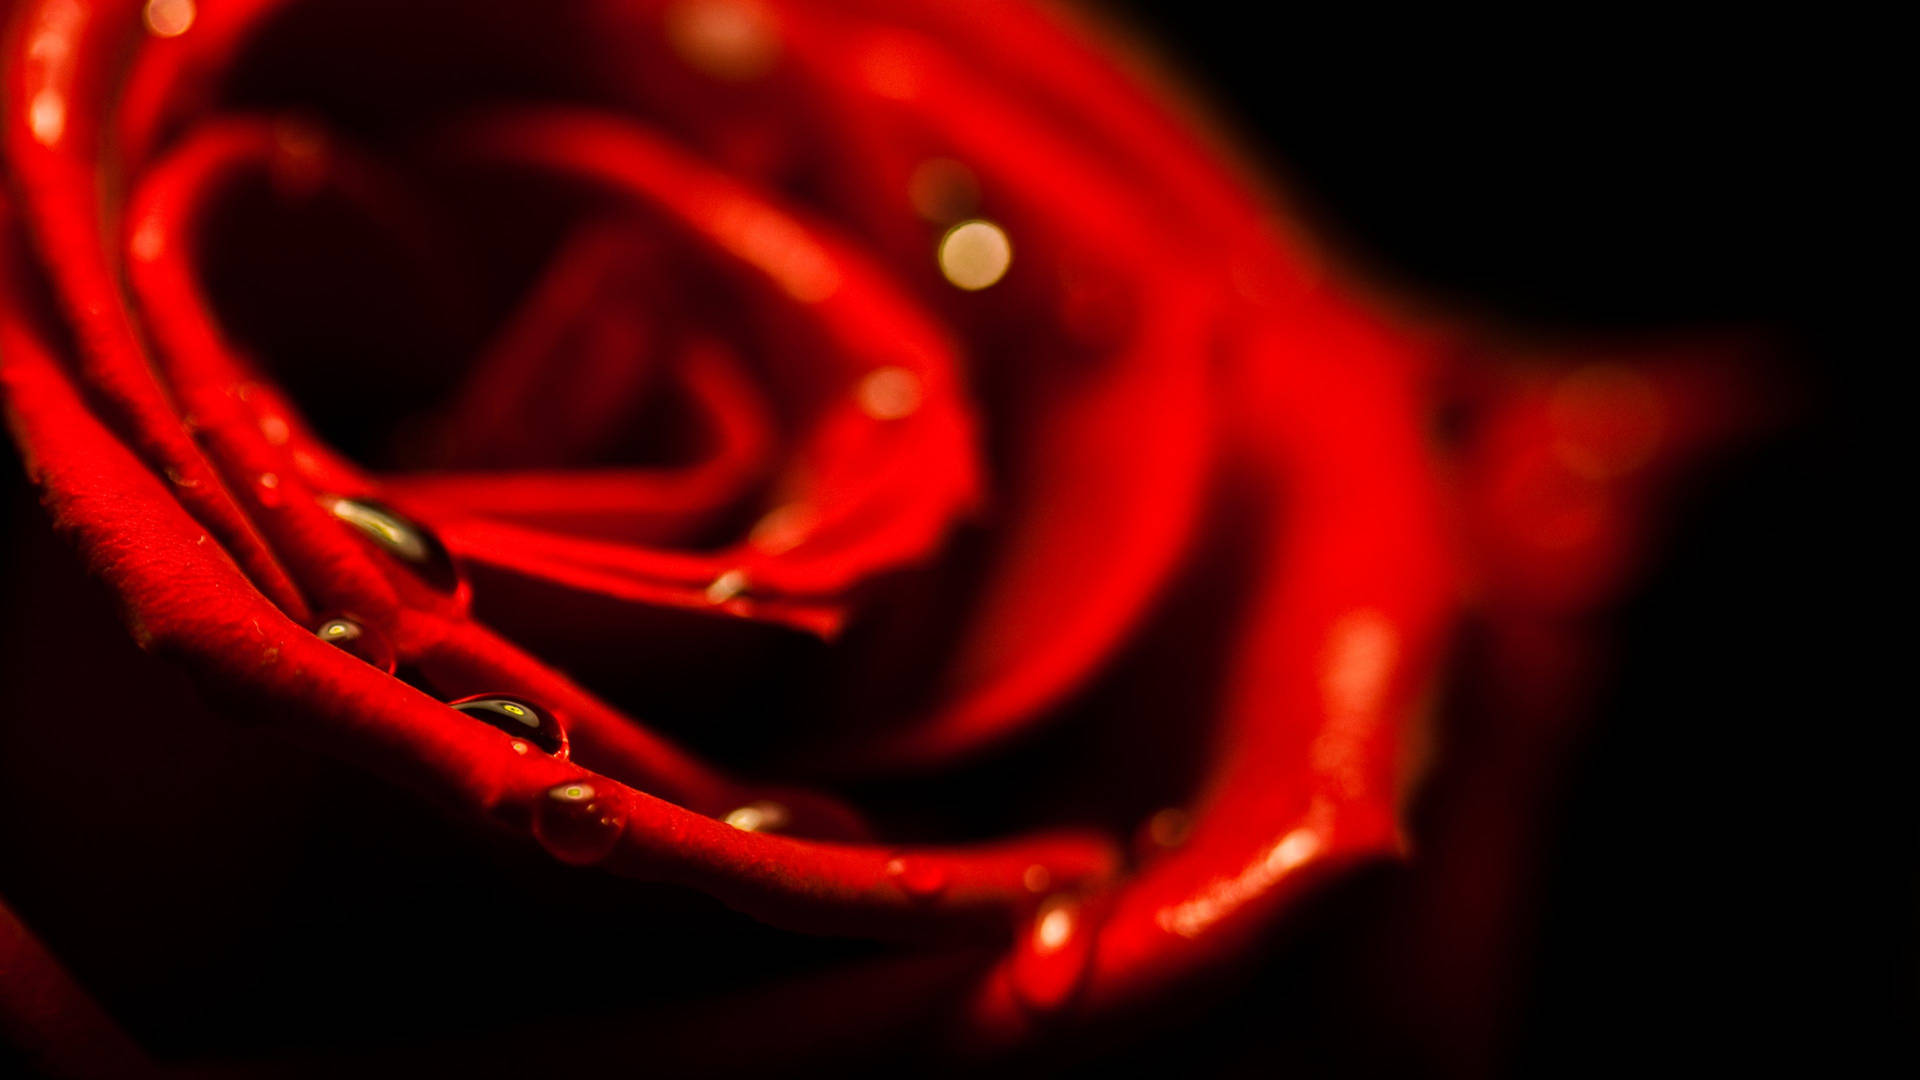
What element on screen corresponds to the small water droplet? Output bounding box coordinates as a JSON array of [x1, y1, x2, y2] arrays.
[[533, 781, 627, 865], [723, 800, 789, 833], [1011, 895, 1093, 1014], [705, 568, 749, 605], [748, 503, 816, 554], [255, 472, 282, 507], [1022, 864, 1051, 894], [855, 366, 922, 420], [325, 496, 462, 593], [259, 413, 291, 446], [885, 854, 948, 901], [450, 694, 568, 758], [1142, 808, 1192, 853], [164, 466, 198, 489], [665, 0, 780, 81], [315, 616, 395, 674]]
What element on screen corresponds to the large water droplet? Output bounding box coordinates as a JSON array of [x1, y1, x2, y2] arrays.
[[325, 496, 462, 593], [315, 616, 396, 674], [705, 567, 750, 605], [449, 694, 568, 758], [1010, 895, 1093, 1015], [885, 854, 948, 902], [723, 800, 788, 833], [533, 781, 627, 865]]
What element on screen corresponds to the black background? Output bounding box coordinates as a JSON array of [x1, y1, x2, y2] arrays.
[[1099, 5, 1898, 1076]]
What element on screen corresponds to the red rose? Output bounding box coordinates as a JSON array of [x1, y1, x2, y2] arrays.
[[0, 0, 1760, 1073]]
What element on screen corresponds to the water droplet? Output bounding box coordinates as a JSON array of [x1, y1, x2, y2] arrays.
[[938, 219, 1012, 290], [705, 568, 749, 605], [325, 496, 462, 593], [255, 472, 282, 507], [723, 800, 789, 833], [855, 366, 922, 420], [533, 781, 627, 865], [315, 616, 396, 674], [142, 0, 194, 37], [164, 466, 198, 489], [1022, 864, 1051, 894], [885, 854, 948, 901], [748, 503, 816, 554], [665, 0, 780, 81], [1011, 895, 1093, 1015], [1142, 808, 1192, 853], [259, 413, 291, 446], [450, 694, 568, 758]]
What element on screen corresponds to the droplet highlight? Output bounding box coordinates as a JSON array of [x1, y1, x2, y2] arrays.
[[325, 496, 462, 593], [1011, 894, 1094, 1015], [665, 0, 780, 81], [533, 781, 628, 865], [856, 366, 923, 420], [1022, 864, 1052, 894], [749, 503, 817, 554], [142, 0, 195, 37], [885, 854, 949, 901], [724, 800, 789, 833], [938, 219, 1012, 291], [315, 616, 396, 674], [1142, 807, 1192, 853], [450, 694, 568, 758], [28, 90, 65, 146], [705, 568, 749, 605]]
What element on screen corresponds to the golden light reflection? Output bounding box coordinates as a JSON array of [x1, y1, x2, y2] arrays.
[[938, 219, 1012, 290], [705, 567, 749, 604], [1154, 824, 1324, 939], [1034, 897, 1076, 953], [28, 90, 65, 146], [665, 0, 779, 81], [724, 800, 789, 832], [749, 502, 817, 554], [141, 0, 195, 38], [855, 366, 923, 420]]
